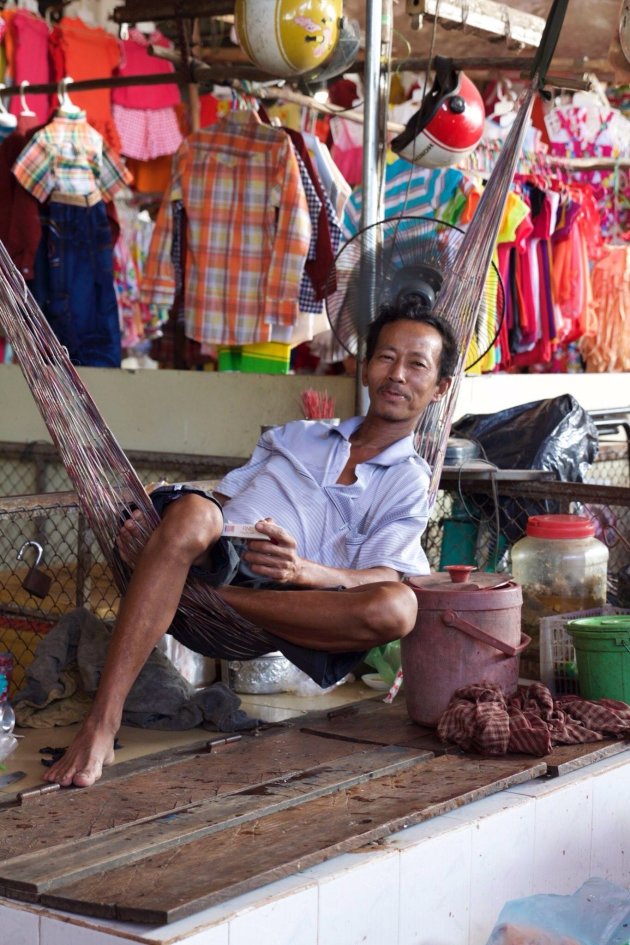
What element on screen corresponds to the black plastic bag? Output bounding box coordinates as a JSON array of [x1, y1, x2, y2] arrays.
[[451, 394, 599, 480], [450, 395, 599, 545]]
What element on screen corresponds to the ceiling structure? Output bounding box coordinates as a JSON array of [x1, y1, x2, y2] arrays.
[[109, 0, 628, 85], [371, 0, 623, 76]]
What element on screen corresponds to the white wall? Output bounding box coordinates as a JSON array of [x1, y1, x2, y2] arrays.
[[0, 365, 627, 460]]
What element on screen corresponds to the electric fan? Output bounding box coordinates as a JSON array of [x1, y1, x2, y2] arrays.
[[324, 215, 505, 372]]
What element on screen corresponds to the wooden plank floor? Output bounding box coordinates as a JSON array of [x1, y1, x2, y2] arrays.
[[0, 697, 627, 925], [41, 753, 547, 924]]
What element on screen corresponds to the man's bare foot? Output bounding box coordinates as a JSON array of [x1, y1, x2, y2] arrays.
[[43, 720, 117, 788]]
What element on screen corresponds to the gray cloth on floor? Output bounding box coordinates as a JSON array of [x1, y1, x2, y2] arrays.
[[13, 607, 260, 732]]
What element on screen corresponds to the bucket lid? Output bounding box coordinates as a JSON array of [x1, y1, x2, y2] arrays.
[[567, 615, 630, 635], [526, 514, 595, 539], [407, 570, 515, 593]]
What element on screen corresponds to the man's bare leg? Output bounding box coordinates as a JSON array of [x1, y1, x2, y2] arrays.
[[216, 581, 418, 651], [44, 498, 417, 788], [44, 495, 224, 788]]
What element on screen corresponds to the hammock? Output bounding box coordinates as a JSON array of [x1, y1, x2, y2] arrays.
[[0, 1, 568, 636], [416, 0, 570, 499], [0, 242, 268, 658]]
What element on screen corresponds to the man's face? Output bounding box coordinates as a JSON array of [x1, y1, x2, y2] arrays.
[[363, 320, 451, 429]]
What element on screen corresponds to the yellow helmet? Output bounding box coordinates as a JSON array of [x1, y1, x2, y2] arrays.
[[235, 0, 343, 78]]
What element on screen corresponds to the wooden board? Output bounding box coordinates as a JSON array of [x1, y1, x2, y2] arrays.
[[0, 745, 431, 899], [38, 753, 547, 924], [1, 695, 625, 927], [541, 738, 630, 777], [0, 728, 411, 859], [299, 695, 458, 754]]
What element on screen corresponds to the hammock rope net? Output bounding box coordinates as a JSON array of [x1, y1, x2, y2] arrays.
[[0, 247, 269, 657], [415, 82, 537, 501]]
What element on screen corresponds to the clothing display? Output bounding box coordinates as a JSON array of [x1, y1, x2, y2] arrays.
[[112, 27, 182, 161], [112, 104, 182, 162], [0, 34, 625, 375], [342, 158, 475, 239], [0, 127, 41, 279], [142, 109, 314, 347], [11, 114, 132, 367], [48, 16, 121, 152], [579, 243, 630, 371], [12, 114, 131, 201], [3, 9, 51, 124]]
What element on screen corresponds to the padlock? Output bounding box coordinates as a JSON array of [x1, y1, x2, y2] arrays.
[[16, 541, 52, 598]]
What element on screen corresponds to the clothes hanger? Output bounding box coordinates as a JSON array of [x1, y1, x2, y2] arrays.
[[19, 80, 36, 118], [0, 84, 18, 130], [488, 79, 518, 128], [56, 76, 84, 118]]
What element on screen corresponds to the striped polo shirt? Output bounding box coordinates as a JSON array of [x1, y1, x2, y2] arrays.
[[218, 418, 431, 577]]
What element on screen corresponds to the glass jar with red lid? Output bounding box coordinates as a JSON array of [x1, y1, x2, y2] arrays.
[[511, 514, 609, 679]]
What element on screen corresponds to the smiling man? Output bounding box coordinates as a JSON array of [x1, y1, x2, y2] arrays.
[[46, 300, 457, 788]]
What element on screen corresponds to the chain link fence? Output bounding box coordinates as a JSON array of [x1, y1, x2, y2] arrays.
[[0, 435, 628, 696]]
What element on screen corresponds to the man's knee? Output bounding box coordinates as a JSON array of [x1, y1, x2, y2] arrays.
[[363, 582, 418, 642], [159, 494, 223, 559]]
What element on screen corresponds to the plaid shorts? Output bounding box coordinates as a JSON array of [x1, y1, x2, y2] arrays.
[[150, 484, 366, 688]]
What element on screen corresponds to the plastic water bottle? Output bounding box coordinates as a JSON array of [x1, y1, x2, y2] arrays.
[[0, 652, 15, 736], [0, 702, 15, 735]]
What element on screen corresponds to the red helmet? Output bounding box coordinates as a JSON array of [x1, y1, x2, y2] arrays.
[[391, 57, 484, 168]]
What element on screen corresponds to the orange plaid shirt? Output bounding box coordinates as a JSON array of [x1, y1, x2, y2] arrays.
[[142, 110, 312, 346]]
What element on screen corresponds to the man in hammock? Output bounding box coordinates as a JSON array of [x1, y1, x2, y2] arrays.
[[46, 301, 456, 788]]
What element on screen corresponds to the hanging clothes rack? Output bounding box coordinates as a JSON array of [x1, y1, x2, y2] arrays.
[[0, 70, 612, 162], [0, 72, 183, 99]]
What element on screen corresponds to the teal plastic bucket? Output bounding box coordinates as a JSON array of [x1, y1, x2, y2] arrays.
[[566, 616, 630, 701]]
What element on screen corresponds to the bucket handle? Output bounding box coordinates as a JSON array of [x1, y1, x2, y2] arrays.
[[442, 610, 531, 658]]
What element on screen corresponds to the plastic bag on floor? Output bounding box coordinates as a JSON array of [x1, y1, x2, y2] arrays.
[[364, 641, 401, 686], [486, 878, 630, 945]]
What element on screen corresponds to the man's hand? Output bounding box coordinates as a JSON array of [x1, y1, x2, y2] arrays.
[[243, 518, 308, 585], [116, 508, 148, 569]]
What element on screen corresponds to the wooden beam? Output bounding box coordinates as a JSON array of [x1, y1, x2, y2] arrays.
[[410, 0, 545, 49], [111, 0, 234, 23]]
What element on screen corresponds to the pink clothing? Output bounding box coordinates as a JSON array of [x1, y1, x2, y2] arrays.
[[113, 103, 182, 160], [112, 29, 180, 110], [8, 12, 51, 124]]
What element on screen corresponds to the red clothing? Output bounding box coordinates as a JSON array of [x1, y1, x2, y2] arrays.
[[0, 130, 41, 279], [112, 29, 180, 110], [49, 17, 121, 153]]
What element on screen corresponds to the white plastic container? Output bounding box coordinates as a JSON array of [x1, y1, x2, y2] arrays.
[[511, 513, 609, 679]]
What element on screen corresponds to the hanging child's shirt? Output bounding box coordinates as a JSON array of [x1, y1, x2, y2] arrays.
[[11, 114, 131, 200], [142, 109, 312, 347]]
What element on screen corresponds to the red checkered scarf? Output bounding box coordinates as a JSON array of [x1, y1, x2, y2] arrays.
[[437, 682, 630, 757]]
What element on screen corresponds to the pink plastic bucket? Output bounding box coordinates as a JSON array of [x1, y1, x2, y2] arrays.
[[402, 571, 527, 726]]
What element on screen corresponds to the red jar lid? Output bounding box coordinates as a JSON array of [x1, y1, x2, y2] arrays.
[[526, 514, 595, 539]]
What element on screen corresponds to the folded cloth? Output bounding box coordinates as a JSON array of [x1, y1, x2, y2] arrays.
[[437, 681, 630, 757], [13, 607, 259, 733]]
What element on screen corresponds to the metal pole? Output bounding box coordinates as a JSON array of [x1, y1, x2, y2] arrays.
[[355, 0, 391, 415]]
